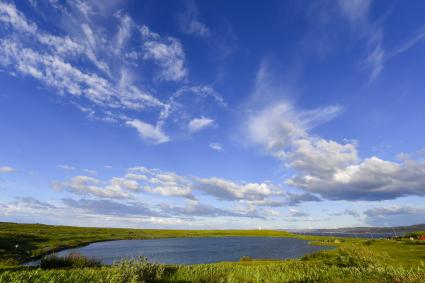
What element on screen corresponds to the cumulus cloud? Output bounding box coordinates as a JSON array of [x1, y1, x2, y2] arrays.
[[188, 117, 215, 132], [246, 84, 425, 201], [53, 164, 314, 214], [52, 175, 133, 199], [195, 178, 283, 202], [289, 156, 425, 201], [0, 166, 15, 173], [131, 168, 195, 199], [126, 119, 169, 144]]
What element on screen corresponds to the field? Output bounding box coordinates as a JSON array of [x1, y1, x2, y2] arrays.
[[1, 222, 425, 282]]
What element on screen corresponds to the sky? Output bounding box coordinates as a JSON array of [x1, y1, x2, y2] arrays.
[[1, 0, 425, 229]]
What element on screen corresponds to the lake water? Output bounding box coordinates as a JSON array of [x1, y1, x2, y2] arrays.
[[25, 237, 333, 266], [295, 232, 397, 238]]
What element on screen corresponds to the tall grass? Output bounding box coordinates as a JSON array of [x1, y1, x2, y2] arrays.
[[1, 249, 424, 283], [39, 253, 101, 269]]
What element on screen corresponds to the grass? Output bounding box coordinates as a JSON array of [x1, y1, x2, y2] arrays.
[[1, 251, 424, 282], [1, 222, 425, 282], [39, 253, 101, 269]]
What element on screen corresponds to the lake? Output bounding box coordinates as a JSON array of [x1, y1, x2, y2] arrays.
[[25, 237, 333, 266], [295, 232, 397, 238]]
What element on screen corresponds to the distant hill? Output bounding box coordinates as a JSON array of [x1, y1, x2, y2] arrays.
[[294, 223, 425, 235]]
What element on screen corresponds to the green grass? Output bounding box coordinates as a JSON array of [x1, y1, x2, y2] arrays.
[[1, 222, 425, 282], [1, 252, 424, 282], [39, 253, 101, 269]]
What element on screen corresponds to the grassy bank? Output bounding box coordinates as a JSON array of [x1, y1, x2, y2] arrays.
[[1, 222, 425, 282], [1, 250, 424, 282]]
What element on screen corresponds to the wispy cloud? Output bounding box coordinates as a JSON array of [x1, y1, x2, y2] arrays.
[[364, 205, 425, 226], [0, 166, 15, 173], [0, 1, 223, 145], [140, 25, 188, 82], [58, 164, 76, 171], [126, 119, 170, 144], [209, 142, 223, 151], [188, 117, 215, 132], [177, 0, 210, 38], [388, 25, 425, 57]]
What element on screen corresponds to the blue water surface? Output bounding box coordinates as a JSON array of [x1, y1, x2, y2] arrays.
[[26, 237, 333, 266]]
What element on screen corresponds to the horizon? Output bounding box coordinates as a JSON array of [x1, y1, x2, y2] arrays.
[[1, 0, 425, 230]]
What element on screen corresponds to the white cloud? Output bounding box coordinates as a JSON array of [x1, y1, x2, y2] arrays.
[[364, 206, 425, 217], [115, 13, 132, 52], [247, 100, 425, 201], [0, 166, 15, 173], [363, 30, 385, 82], [0, 39, 161, 111], [126, 119, 170, 144], [58, 164, 76, 171], [0, 2, 37, 33], [188, 117, 215, 132], [389, 26, 425, 57], [334, 0, 385, 82], [209, 142, 223, 151], [246, 101, 343, 158], [195, 178, 283, 202], [160, 200, 265, 219], [178, 0, 210, 38], [337, 0, 371, 24], [289, 156, 425, 201], [288, 208, 309, 218], [52, 175, 132, 199], [82, 169, 97, 175], [141, 25, 187, 82], [364, 205, 425, 226], [0, 2, 203, 145], [245, 65, 425, 202]]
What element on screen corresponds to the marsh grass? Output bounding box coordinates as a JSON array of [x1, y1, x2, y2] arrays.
[[39, 253, 101, 269], [1, 253, 424, 283]]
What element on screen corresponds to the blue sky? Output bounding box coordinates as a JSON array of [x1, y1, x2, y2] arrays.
[[1, 0, 425, 229]]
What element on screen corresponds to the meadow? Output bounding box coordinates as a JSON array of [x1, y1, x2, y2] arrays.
[[1, 222, 424, 282]]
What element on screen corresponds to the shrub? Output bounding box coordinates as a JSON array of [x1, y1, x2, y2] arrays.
[[334, 247, 379, 268], [40, 253, 101, 269], [240, 256, 253, 262], [110, 256, 166, 282]]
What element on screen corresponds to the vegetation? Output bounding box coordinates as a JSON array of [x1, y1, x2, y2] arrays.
[[39, 253, 101, 269], [1, 250, 424, 283], [1, 222, 425, 282]]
